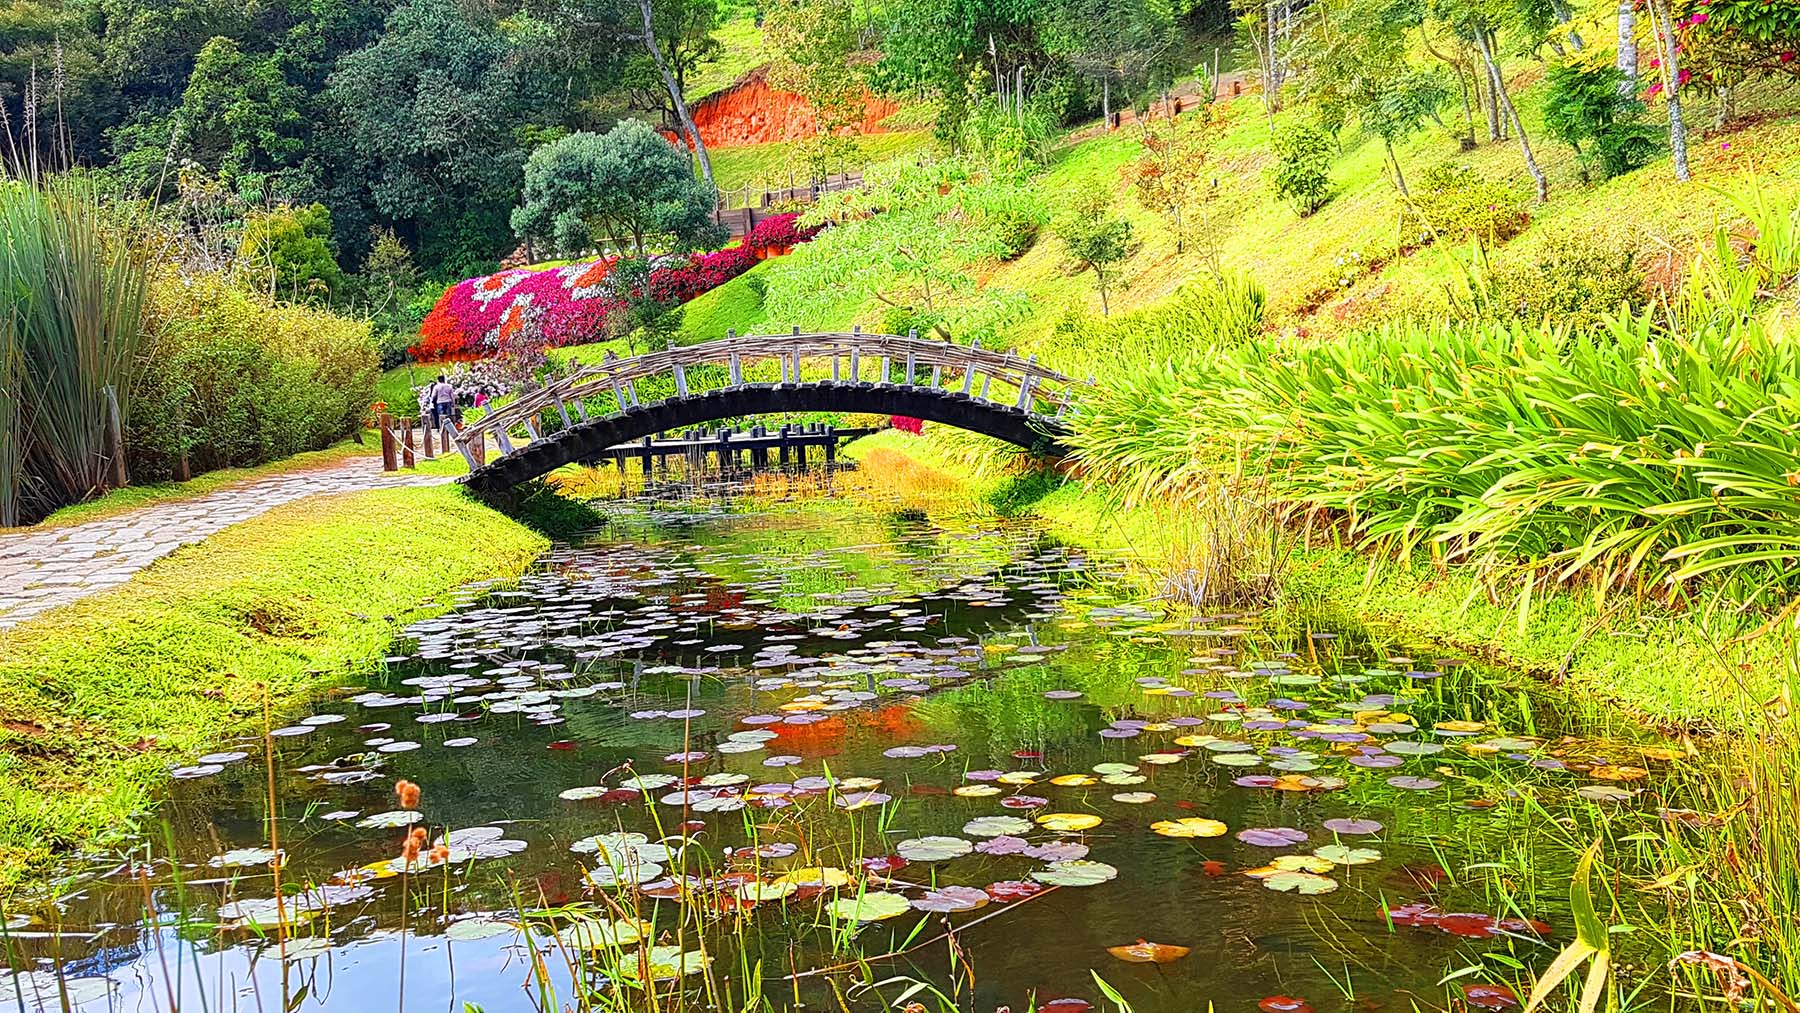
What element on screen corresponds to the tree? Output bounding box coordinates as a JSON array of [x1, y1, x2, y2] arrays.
[[1269, 123, 1334, 214], [635, 0, 714, 186], [511, 120, 725, 258], [240, 202, 344, 301], [1045, 0, 1183, 125], [1292, 0, 1447, 197], [1129, 115, 1210, 253], [1054, 182, 1132, 315], [764, 0, 867, 173], [604, 255, 685, 353], [1643, 0, 1691, 180], [615, 0, 723, 168], [1432, 0, 1550, 201], [324, 0, 551, 262], [177, 36, 308, 202], [1543, 60, 1660, 181], [873, 0, 1052, 141]]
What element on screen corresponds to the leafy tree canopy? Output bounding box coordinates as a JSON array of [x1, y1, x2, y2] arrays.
[[510, 119, 725, 258]]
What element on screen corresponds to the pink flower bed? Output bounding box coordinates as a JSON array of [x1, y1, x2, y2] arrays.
[[413, 213, 820, 361]]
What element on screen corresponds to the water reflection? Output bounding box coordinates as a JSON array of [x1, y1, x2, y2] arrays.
[[2, 495, 1672, 1013]]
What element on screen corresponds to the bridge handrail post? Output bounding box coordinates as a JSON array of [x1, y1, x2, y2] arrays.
[[904, 328, 917, 385], [1016, 354, 1038, 410], [961, 338, 980, 395]]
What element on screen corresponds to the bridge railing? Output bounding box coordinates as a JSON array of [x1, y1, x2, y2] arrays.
[[451, 330, 1082, 470]]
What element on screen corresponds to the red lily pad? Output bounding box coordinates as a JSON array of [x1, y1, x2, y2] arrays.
[[1463, 985, 1520, 1009], [986, 880, 1045, 903], [1260, 997, 1313, 1013]]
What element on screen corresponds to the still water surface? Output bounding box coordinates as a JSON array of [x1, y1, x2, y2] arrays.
[[3, 491, 1674, 1012]]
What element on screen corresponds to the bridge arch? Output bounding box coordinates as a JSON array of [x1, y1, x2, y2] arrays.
[[450, 331, 1080, 494]]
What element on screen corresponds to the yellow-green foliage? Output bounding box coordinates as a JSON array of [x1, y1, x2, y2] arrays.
[[133, 272, 379, 480], [0, 485, 546, 887]]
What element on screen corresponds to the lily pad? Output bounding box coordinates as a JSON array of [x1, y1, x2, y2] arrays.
[[1030, 860, 1118, 887], [895, 836, 974, 861], [825, 891, 912, 922], [1035, 812, 1103, 832], [1151, 818, 1228, 839]]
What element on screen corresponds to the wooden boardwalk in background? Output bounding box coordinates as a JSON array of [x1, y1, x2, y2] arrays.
[[710, 172, 863, 238]]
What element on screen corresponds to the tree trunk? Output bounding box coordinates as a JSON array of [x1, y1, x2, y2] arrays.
[[1646, 0, 1692, 181], [1095, 266, 1110, 315], [1385, 137, 1411, 197], [639, 0, 713, 187], [1421, 26, 1477, 149], [1477, 29, 1549, 203], [1102, 76, 1111, 127], [1617, 0, 1638, 95], [1480, 58, 1503, 141], [1264, 1, 1285, 112]]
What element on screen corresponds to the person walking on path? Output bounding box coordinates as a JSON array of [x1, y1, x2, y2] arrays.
[[430, 375, 457, 430]]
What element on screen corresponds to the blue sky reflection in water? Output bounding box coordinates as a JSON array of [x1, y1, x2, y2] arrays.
[[2, 501, 1676, 1013]]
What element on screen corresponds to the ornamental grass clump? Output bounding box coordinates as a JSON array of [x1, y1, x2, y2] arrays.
[[0, 175, 151, 525]]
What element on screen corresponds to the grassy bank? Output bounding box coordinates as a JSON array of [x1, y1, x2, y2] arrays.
[[0, 485, 547, 889], [846, 430, 1786, 730]]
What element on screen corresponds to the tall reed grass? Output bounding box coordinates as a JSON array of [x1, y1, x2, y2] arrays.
[[0, 175, 151, 525], [1065, 192, 1800, 612]]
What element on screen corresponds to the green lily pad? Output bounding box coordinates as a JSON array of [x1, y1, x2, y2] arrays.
[[1030, 860, 1119, 887], [895, 836, 973, 861], [826, 891, 912, 922], [1313, 845, 1382, 866], [1262, 871, 1339, 895]]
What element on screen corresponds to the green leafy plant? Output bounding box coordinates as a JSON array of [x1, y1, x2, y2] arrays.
[[1406, 163, 1530, 246], [1543, 61, 1663, 182], [1053, 181, 1133, 315], [1488, 235, 1648, 328], [1268, 123, 1335, 215], [1523, 841, 1610, 1013]]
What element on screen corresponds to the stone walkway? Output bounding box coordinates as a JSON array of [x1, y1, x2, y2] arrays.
[[0, 459, 456, 629]]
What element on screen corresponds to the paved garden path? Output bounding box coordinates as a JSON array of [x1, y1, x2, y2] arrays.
[[0, 459, 456, 629]]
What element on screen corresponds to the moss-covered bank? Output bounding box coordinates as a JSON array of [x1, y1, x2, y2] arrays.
[[847, 431, 1788, 732], [0, 485, 547, 889]]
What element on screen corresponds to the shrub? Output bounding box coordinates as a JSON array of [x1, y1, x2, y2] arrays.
[[1269, 124, 1335, 215], [1543, 62, 1662, 182], [413, 214, 822, 360], [957, 178, 1049, 260], [129, 273, 378, 480], [1406, 163, 1530, 246], [1490, 236, 1648, 329]]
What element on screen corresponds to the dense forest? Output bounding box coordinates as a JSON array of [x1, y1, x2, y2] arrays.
[[0, 0, 1233, 286]]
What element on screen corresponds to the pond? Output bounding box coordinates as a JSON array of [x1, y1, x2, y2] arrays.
[[2, 480, 1683, 1013]]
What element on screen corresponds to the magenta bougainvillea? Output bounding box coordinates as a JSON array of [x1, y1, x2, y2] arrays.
[[413, 213, 820, 361]]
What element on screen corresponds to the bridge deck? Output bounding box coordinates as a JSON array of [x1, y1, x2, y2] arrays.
[[440, 331, 1084, 489]]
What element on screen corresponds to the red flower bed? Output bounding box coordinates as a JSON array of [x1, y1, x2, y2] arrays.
[[412, 214, 821, 361]]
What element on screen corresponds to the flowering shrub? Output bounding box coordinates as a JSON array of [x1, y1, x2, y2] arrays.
[[891, 415, 925, 434], [411, 214, 822, 361]]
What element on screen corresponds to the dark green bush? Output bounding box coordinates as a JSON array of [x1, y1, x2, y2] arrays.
[[1543, 62, 1663, 182], [129, 274, 379, 480], [1269, 124, 1335, 215]]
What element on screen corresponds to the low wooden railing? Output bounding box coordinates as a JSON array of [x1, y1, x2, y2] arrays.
[[446, 329, 1083, 472]]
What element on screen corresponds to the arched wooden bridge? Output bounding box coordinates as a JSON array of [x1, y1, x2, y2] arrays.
[[453, 330, 1082, 493]]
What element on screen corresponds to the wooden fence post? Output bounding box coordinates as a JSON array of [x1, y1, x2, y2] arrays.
[[423, 421, 435, 458], [401, 418, 416, 468], [379, 413, 397, 471]]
